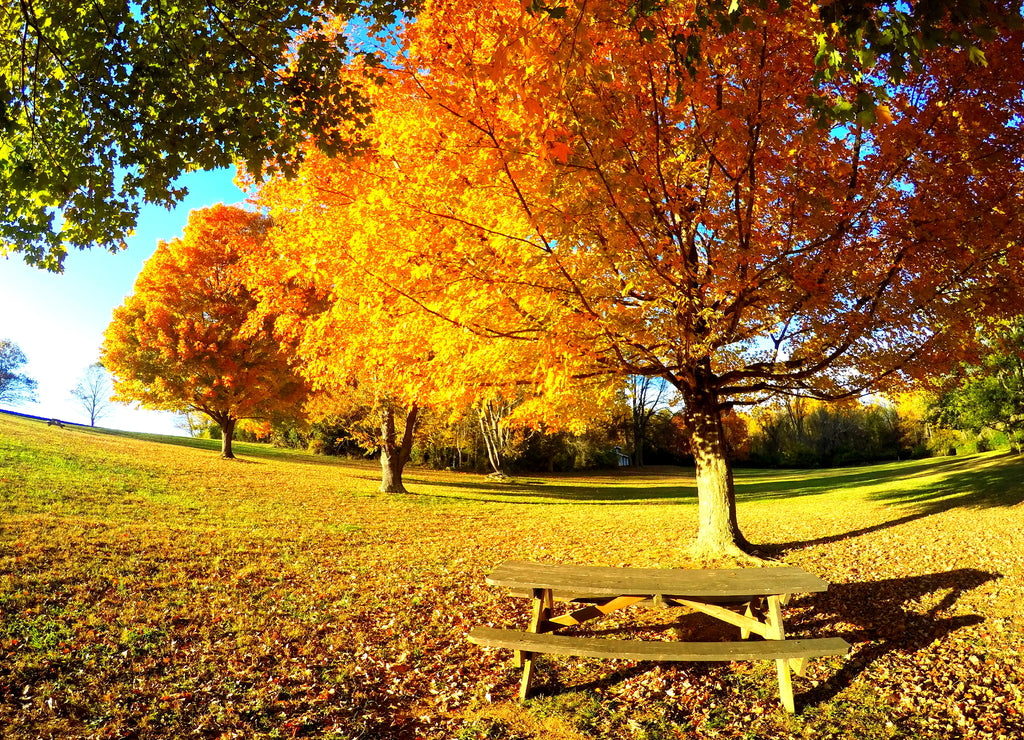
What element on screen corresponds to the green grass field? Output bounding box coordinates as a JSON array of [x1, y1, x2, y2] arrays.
[[1, 413, 1022, 739]]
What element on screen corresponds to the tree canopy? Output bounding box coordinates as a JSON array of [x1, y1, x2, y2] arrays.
[[0, 0, 404, 271], [0, 339, 37, 406], [3, 0, 1015, 274]]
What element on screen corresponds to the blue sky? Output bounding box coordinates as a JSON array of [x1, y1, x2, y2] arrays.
[[0, 169, 248, 435]]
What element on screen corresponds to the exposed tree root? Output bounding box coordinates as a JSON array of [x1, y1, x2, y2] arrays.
[[687, 539, 776, 567]]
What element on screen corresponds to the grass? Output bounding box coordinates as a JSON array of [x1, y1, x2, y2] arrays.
[[1, 412, 1022, 739]]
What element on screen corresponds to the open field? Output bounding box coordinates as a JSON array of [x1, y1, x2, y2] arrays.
[[1, 413, 1022, 739]]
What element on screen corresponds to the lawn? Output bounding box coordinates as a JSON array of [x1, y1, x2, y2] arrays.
[[1, 413, 1022, 739]]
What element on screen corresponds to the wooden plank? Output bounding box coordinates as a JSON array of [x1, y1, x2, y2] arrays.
[[486, 561, 828, 598], [468, 626, 851, 662], [670, 598, 768, 638], [508, 588, 754, 606]]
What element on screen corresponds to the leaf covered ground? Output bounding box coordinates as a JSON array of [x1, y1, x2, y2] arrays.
[[1, 414, 1022, 739]]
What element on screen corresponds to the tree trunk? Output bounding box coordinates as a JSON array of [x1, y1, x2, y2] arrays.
[[379, 403, 419, 493], [479, 398, 514, 477], [632, 415, 645, 467], [220, 417, 236, 459], [683, 385, 752, 559]]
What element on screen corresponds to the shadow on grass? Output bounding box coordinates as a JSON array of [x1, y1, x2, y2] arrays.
[[796, 567, 998, 710], [733, 455, 994, 502], [402, 473, 697, 504], [869, 452, 1024, 514], [752, 511, 933, 559]]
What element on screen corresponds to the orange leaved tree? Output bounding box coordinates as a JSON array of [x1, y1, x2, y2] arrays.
[[102, 205, 307, 458], [277, 0, 1024, 557]]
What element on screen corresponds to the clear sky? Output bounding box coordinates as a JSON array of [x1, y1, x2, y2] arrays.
[[0, 169, 248, 435]]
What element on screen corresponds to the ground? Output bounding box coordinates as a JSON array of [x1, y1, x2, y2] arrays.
[[0, 413, 1022, 739]]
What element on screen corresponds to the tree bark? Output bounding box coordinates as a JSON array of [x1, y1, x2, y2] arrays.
[[220, 417, 236, 459], [379, 403, 419, 493], [479, 397, 515, 477], [682, 383, 752, 559]]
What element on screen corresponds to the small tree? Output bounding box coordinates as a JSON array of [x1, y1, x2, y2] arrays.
[[103, 205, 308, 459], [627, 376, 671, 468], [0, 340, 38, 407], [70, 363, 113, 426]]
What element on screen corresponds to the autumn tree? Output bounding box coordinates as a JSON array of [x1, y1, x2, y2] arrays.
[[0, 340, 37, 406], [71, 363, 113, 427], [102, 205, 307, 459], [277, 0, 1024, 558], [250, 149, 619, 491], [6, 0, 1011, 273]]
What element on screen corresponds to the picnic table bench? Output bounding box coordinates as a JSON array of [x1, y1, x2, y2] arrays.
[[468, 560, 850, 713]]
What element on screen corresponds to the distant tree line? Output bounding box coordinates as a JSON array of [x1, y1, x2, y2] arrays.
[[746, 400, 905, 468], [260, 402, 696, 474]]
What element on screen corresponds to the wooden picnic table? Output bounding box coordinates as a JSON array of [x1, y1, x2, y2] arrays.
[[469, 560, 849, 713]]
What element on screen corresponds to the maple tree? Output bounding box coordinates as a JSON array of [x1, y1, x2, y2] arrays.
[[102, 205, 307, 459], [273, 0, 1024, 557], [5, 0, 1011, 272], [249, 156, 619, 490]]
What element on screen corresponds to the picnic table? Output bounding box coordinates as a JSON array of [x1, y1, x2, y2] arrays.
[[468, 560, 850, 712]]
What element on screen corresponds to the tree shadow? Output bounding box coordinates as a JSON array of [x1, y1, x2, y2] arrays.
[[733, 455, 988, 503], [795, 568, 998, 708], [402, 474, 697, 505], [870, 452, 1024, 513], [751, 511, 933, 559]]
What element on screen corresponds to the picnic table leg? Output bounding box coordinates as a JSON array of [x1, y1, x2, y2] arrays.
[[518, 587, 552, 701], [765, 594, 795, 713]]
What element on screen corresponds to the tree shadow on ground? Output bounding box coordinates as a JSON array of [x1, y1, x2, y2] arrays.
[[401, 474, 697, 504], [869, 452, 1024, 514], [795, 568, 997, 709], [733, 455, 998, 503], [751, 510, 933, 559]]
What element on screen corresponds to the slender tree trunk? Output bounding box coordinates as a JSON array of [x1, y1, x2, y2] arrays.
[[220, 417, 236, 459], [479, 398, 513, 477], [632, 415, 645, 467], [379, 403, 420, 493], [683, 384, 752, 559]]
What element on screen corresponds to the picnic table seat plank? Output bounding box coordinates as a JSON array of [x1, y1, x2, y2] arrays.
[[470, 626, 851, 662], [488, 560, 829, 598]]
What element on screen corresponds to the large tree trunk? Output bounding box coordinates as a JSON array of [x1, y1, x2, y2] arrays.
[[220, 417, 236, 459], [682, 384, 752, 559], [379, 403, 420, 493]]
